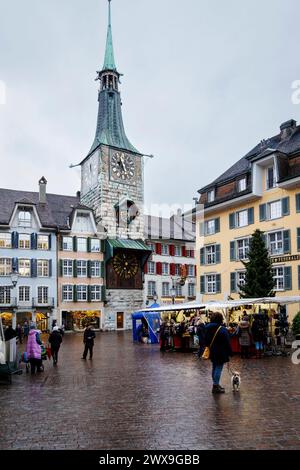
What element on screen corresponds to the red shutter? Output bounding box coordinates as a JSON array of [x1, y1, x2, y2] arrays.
[[194, 265, 197, 276], [191, 250, 195, 258], [156, 262, 162, 275], [169, 245, 175, 256], [144, 262, 148, 274], [156, 243, 162, 255], [170, 263, 175, 276], [182, 246, 187, 257]]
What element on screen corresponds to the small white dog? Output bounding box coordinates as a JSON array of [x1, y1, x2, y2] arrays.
[[231, 371, 241, 392]]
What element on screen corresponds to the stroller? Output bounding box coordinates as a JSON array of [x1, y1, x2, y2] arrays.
[[21, 344, 48, 373]]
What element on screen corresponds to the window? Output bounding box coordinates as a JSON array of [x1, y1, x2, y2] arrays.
[[174, 264, 181, 276], [91, 261, 101, 277], [18, 210, 31, 227], [77, 285, 88, 301], [37, 235, 49, 250], [19, 259, 31, 277], [0, 258, 12, 276], [162, 282, 170, 297], [148, 261, 155, 274], [90, 285, 101, 301], [63, 237, 73, 251], [267, 167, 276, 189], [236, 210, 248, 227], [0, 233, 11, 249], [63, 260, 73, 277], [0, 286, 11, 304], [268, 231, 283, 255], [162, 263, 169, 275], [237, 271, 246, 289], [37, 260, 49, 277], [207, 189, 215, 203], [204, 218, 219, 235], [77, 260, 87, 277], [206, 275, 216, 294], [268, 201, 282, 220], [238, 178, 246, 192], [147, 281, 156, 297], [272, 267, 284, 291], [77, 238, 87, 252], [19, 286, 30, 302], [19, 234, 30, 249], [175, 284, 183, 296], [188, 283, 195, 297], [188, 265, 195, 277], [91, 239, 100, 252], [147, 243, 155, 252], [206, 245, 216, 265], [62, 285, 73, 302], [186, 249, 194, 258], [38, 286, 48, 304], [237, 238, 250, 260], [174, 246, 182, 257], [76, 213, 90, 232], [162, 244, 169, 256]]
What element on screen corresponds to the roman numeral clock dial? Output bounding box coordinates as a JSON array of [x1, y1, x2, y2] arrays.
[[110, 151, 136, 183]]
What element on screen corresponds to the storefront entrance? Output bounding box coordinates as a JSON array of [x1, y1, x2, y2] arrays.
[[35, 313, 49, 333], [62, 311, 101, 331], [0, 312, 13, 327], [16, 312, 32, 327], [117, 312, 124, 329]]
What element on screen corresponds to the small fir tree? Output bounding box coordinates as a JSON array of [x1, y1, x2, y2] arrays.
[[239, 229, 275, 298]]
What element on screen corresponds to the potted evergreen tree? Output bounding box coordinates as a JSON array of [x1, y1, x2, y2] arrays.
[[292, 312, 300, 340]]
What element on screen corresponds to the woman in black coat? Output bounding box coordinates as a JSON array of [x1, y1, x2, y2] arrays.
[[205, 312, 232, 394], [48, 326, 63, 365]]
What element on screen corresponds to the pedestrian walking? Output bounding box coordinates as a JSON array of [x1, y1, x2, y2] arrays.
[[48, 326, 63, 365], [81, 325, 96, 360], [237, 315, 251, 358], [196, 319, 206, 358], [23, 321, 29, 340], [16, 323, 23, 344], [4, 325, 17, 342], [204, 312, 232, 394], [26, 323, 43, 374]]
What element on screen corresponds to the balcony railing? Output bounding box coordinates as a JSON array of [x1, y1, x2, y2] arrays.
[[0, 298, 17, 308], [32, 297, 54, 308]]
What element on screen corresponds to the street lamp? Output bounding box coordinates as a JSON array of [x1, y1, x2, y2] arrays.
[[170, 285, 176, 305], [10, 269, 19, 329], [153, 291, 158, 303]]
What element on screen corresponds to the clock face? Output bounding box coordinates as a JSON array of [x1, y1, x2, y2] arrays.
[[111, 151, 135, 182], [112, 252, 139, 279]]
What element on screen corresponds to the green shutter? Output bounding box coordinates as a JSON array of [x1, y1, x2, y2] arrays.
[[73, 260, 78, 278], [296, 194, 300, 213], [284, 266, 292, 291], [297, 228, 300, 252], [230, 241, 236, 261], [259, 204, 267, 221], [248, 207, 254, 225], [87, 260, 91, 278], [73, 236, 77, 252], [200, 276, 205, 294], [216, 274, 221, 293], [283, 230, 291, 254], [215, 218, 220, 233], [87, 238, 91, 253], [73, 285, 78, 302], [101, 239, 106, 253], [215, 244, 221, 264], [282, 197, 290, 216], [230, 272, 237, 293], [229, 213, 236, 229], [87, 285, 91, 302], [101, 285, 106, 302], [59, 235, 63, 251], [200, 248, 205, 265], [59, 259, 63, 277], [298, 266, 300, 290]]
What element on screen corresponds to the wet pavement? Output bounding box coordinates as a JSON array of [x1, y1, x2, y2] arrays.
[[0, 332, 299, 450]]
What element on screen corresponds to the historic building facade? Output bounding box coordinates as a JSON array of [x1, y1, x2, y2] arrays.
[[197, 119, 300, 320]]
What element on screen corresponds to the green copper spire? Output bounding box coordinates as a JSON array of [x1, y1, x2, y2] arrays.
[[103, 0, 117, 71]]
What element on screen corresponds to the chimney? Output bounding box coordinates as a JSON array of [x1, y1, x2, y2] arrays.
[[280, 119, 297, 140], [38, 176, 47, 204], [76, 191, 81, 199]]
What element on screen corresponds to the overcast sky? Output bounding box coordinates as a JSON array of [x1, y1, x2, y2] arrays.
[[1, 0, 300, 209]]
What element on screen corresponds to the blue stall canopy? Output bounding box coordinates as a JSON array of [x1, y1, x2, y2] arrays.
[[132, 305, 161, 344]]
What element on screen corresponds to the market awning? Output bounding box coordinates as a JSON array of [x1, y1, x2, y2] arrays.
[[105, 238, 152, 265]]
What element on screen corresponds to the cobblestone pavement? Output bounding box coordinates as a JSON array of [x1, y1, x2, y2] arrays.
[[0, 332, 299, 450]]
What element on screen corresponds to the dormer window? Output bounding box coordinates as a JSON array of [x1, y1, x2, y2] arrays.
[[18, 210, 32, 228], [207, 189, 215, 203], [266, 166, 276, 189], [238, 177, 247, 192]]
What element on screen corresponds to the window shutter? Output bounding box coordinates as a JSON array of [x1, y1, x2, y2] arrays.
[[12, 232, 19, 249], [283, 230, 291, 254], [73, 236, 77, 252], [73, 260, 78, 278], [31, 233, 37, 250], [87, 238, 91, 253], [200, 248, 205, 265], [297, 228, 300, 252], [170, 263, 175, 276], [101, 285, 106, 302], [230, 241, 236, 261], [215, 218, 220, 233], [48, 234, 52, 250], [229, 213, 236, 229], [48, 259, 52, 277], [156, 262, 162, 275], [12, 257, 18, 272], [259, 204, 267, 222], [73, 285, 78, 302], [169, 245, 175, 256], [298, 266, 300, 290], [194, 265, 197, 276], [31, 259, 37, 278], [199, 223, 205, 237], [296, 194, 300, 213], [144, 262, 148, 274], [101, 239, 106, 253], [59, 259, 63, 277], [200, 276, 205, 294], [216, 274, 221, 293], [100, 262, 105, 278], [284, 266, 292, 290], [230, 272, 237, 293], [282, 197, 290, 216], [87, 286, 91, 302], [182, 246, 187, 257], [248, 207, 254, 225], [215, 244, 221, 264], [155, 243, 161, 255], [191, 250, 195, 258], [262, 233, 268, 248], [59, 235, 63, 251], [87, 260, 91, 278]]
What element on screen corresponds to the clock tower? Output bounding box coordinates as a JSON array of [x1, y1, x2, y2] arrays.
[[80, 0, 151, 330]]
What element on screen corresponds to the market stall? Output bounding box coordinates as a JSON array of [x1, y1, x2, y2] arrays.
[[132, 304, 161, 344]]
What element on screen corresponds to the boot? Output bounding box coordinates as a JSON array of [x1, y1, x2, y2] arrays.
[[212, 384, 225, 394]]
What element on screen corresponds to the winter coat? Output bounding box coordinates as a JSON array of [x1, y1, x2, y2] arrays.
[[4, 327, 17, 342], [49, 331, 62, 350], [205, 323, 232, 365], [26, 329, 42, 360], [83, 328, 96, 346], [238, 321, 251, 346], [251, 319, 264, 342], [196, 323, 206, 346]]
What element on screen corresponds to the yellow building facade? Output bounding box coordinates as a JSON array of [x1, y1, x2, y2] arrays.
[[196, 119, 300, 321]]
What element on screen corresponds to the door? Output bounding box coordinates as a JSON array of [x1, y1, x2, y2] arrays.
[[117, 312, 124, 329]]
